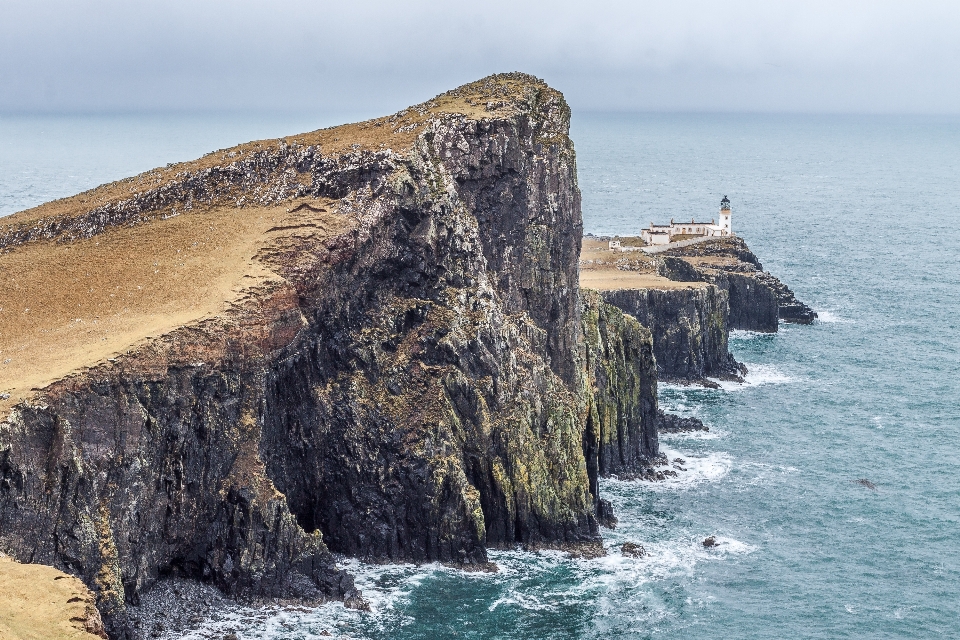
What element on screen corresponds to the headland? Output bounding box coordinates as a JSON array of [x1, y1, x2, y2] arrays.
[[0, 73, 814, 638]]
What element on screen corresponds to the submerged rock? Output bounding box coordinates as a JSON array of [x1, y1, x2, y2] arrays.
[[657, 410, 709, 433], [621, 542, 646, 558]]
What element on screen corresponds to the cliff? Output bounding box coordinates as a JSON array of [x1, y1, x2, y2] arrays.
[[579, 235, 814, 385], [0, 74, 658, 637], [599, 287, 743, 382], [580, 239, 744, 383], [580, 290, 658, 480], [657, 237, 816, 327]]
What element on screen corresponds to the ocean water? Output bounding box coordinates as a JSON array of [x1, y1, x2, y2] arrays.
[[3, 111, 960, 638]]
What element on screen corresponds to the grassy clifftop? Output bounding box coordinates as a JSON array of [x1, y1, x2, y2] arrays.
[[0, 556, 105, 639]]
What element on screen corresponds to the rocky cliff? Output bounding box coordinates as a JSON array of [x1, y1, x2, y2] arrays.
[[0, 74, 659, 637], [657, 237, 816, 327], [599, 286, 744, 383], [579, 239, 744, 384], [580, 290, 658, 480], [579, 234, 815, 384]]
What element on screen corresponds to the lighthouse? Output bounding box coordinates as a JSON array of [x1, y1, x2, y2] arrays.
[[718, 195, 732, 235]]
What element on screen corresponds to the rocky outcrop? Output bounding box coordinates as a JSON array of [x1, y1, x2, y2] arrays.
[[751, 270, 817, 324], [659, 237, 816, 326], [580, 290, 658, 479], [0, 74, 658, 636], [657, 256, 780, 333], [656, 409, 707, 433], [599, 286, 744, 383]]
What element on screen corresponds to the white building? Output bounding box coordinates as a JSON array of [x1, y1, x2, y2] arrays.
[[640, 196, 733, 245]]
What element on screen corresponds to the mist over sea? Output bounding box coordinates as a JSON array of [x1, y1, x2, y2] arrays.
[[2, 111, 959, 638]]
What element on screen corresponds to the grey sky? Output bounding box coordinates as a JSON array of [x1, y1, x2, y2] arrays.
[[2, 0, 959, 114]]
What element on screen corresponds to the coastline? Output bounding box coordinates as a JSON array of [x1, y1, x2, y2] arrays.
[[0, 75, 816, 638]]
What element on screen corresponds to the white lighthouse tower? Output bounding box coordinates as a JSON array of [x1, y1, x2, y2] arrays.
[[718, 195, 732, 235]]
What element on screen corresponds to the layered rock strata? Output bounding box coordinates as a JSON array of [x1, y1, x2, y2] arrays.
[[0, 74, 660, 637]]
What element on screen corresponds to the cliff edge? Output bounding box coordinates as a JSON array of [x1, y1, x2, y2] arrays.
[[0, 555, 106, 639], [0, 74, 658, 637]]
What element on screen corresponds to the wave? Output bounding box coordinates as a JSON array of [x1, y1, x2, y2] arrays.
[[708, 363, 795, 391], [659, 428, 724, 441], [815, 309, 853, 323], [166, 560, 446, 640], [729, 329, 777, 340], [602, 447, 732, 492]]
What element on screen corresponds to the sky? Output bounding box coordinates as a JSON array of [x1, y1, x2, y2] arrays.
[[2, 0, 959, 115]]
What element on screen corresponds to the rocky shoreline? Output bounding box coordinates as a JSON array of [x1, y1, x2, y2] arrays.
[[0, 74, 814, 638]]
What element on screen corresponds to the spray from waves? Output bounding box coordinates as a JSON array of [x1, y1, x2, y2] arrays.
[[707, 363, 795, 391], [729, 329, 778, 340], [165, 560, 450, 640], [657, 446, 732, 489], [602, 448, 732, 493], [814, 309, 853, 323], [660, 428, 725, 441], [166, 448, 747, 640]]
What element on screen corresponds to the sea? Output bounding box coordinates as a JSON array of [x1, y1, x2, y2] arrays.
[[2, 110, 959, 639]]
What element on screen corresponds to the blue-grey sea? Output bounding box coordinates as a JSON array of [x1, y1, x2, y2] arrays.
[[2, 111, 959, 639]]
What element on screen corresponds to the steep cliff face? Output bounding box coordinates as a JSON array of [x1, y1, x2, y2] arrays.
[[657, 256, 779, 332], [580, 290, 658, 481], [658, 237, 816, 326], [0, 74, 654, 636], [599, 286, 743, 382]]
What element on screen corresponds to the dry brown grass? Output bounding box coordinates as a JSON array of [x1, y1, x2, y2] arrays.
[[1, 76, 547, 233], [579, 237, 703, 291], [0, 556, 103, 639], [0, 200, 351, 415], [579, 270, 705, 291]]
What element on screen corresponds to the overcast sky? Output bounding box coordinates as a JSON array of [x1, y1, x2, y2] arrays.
[[2, 0, 959, 115]]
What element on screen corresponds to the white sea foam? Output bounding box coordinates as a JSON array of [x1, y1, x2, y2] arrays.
[[602, 446, 732, 491], [708, 363, 795, 391], [729, 329, 776, 340], [167, 560, 443, 640], [815, 309, 853, 323], [659, 428, 724, 441], [659, 447, 732, 488], [170, 525, 757, 639]]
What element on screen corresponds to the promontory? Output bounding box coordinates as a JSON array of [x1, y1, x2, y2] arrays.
[[0, 73, 812, 639]]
